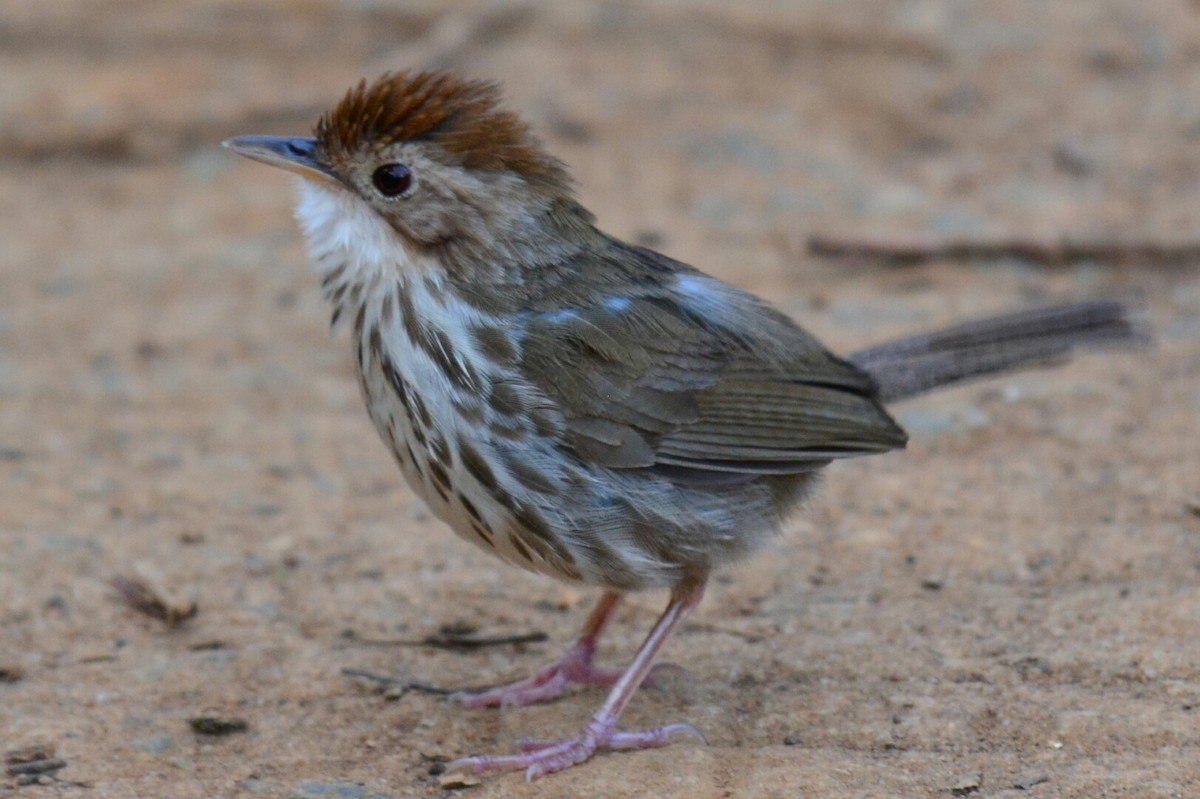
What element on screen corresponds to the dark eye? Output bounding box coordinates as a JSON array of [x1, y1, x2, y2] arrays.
[[372, 163, 412, 197]]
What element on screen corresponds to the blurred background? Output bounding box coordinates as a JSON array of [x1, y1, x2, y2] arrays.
[[2, 1, 1198, 796]]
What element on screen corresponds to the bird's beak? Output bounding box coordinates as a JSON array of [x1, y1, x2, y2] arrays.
[[222, 135, 338, 186]]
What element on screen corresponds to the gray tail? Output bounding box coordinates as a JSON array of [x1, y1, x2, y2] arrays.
[[847, 299, 1148, 403]]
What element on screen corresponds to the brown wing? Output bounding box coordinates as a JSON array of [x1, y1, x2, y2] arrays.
[[516, 242, 907, 481]]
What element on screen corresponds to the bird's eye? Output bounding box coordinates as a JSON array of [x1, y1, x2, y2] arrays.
[[371, 163, 412, 197]]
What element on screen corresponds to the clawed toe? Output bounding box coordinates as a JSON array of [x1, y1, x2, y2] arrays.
[[450, 665, 569, 709], [446, 717, 705, 780], [444, 582, 708, 779], [605, 722, 707, 749], [450, 653, 684, 710]]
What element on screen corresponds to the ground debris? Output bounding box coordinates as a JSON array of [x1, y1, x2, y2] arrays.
[[345, 623, 547, 652], [341, 667, 469, 696], [949, 771, 981, 795], [111, 567, 197, 627], [188, 716, 249, 736], [438, 772, 481, 789], [1014, 773, 1049, 790], [187, 640, 228, 651], [5, 743, 67, 783], [0, 665, 25, 683], [809, 234, 1200, 266]]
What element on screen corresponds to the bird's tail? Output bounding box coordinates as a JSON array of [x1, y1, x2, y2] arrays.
[[847, 299, 1148, 403]]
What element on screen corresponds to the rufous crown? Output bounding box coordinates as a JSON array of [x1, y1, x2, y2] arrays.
[[316, 70, 565, 179]]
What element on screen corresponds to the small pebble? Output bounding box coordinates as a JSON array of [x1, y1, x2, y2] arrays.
[[950, 771, 981, 795], [438, 772, 481, 789], [782, 734, 801, 746], [1014, 774, 1049, 790], [292, 781, 366, 798]]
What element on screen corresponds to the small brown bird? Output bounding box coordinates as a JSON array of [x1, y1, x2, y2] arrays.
[[225, 71, 1141, 778]]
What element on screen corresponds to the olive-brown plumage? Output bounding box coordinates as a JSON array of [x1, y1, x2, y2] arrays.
[[224, 70, 1143, 779]]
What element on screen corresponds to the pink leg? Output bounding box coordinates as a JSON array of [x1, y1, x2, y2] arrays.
[[453, 590, 680, 709], [447, 578, 708, 780]]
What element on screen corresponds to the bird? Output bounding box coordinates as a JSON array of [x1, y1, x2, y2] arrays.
[[223, 70, 1142, 779]]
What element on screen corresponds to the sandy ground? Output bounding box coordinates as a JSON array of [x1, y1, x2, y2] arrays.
[[3, 1, 1200, 797]]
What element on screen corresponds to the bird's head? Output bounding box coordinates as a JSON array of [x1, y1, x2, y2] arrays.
[[224, 71, 592, 266]]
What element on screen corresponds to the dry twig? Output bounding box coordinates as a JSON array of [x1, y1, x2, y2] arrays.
[[5, 743, 67, 784], [340, 667, 463, 695], [808, 234, 1200, 266], [346, 625, 547, 652], [187, 716, 248, 736]]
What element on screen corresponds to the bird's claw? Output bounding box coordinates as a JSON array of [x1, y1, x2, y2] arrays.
[[450, 650, 687, 709], [445, 716, 705, 779]]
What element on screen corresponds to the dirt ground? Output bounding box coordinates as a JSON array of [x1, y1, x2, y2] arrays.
[[3, 1, 1199, 797]]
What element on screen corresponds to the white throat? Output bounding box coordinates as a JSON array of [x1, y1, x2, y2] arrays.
[[295, 180, 435, 329]]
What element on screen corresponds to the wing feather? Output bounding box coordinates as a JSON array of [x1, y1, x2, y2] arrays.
[[515, 240, 907, 480]]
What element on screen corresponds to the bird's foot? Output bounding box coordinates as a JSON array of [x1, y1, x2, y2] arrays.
[[451, 641, 684, 709], [445, 712, 705, 780]]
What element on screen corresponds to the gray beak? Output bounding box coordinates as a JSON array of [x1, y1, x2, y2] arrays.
[[222, 135, 337, 184]]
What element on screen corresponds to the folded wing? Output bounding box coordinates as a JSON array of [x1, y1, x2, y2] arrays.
[[517, 242, 907, 483]]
